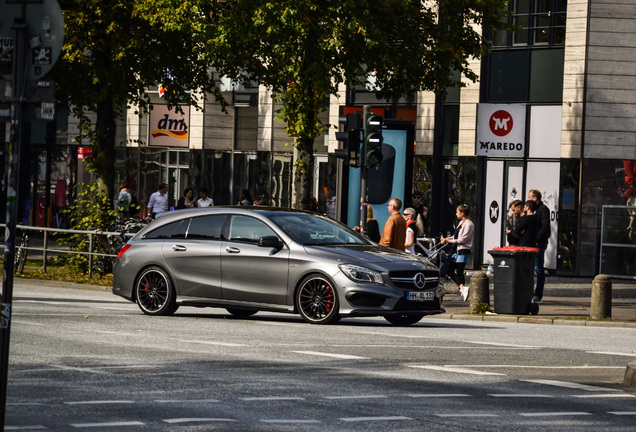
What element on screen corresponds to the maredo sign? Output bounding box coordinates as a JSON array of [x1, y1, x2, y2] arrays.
[[149, 104, 190, 147], [476, 104, 526, 157]]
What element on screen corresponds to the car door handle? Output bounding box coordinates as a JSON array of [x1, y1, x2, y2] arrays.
[[226, 247, 241, 254], [172, 245, 187, 252]]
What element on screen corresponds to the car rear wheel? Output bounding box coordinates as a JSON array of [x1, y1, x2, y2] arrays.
[[296, 274, 340, 324], [226, 308, 258, 318], [135, 266, 178, 316], [384, 313, 424, 326]]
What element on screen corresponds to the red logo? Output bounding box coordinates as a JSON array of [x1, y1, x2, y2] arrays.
[[489, 110, 513, 137]]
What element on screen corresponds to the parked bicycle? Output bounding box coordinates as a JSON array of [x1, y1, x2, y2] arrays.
[[14, 230, 29, 274], [91, 218, 147, 277]]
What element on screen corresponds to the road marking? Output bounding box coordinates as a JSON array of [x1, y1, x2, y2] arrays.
[[587, 351, 636, 357], [71, 421, 145, 428], [64, 400, 135, 405], [260, 420, 321, 424], [573, 394, 635, 399], [292, 351, 369, 360], [162, 418, 236, 424], [519, 412, 592, 417], [49, 365, 112, 375], [324, 395, 387, 400], [608, 411, 636, 415], [408, 365, 506, 376], [454, 365, 624, 370], [6, 403, 45, 406], [521, 379, 622, 392], [489, 394, 554, 398], [11, 320, 47, 326], [436, 414, 499, 418], [466, 341, 540, 349], [407, 393, 471, 398], [240, 397, 305, 401], [90, 331, 141, 336], [340, 416, 412, 422], [155, 399, 220, 403], [181, 340, 249, 347], [5, 427, 47, 431]]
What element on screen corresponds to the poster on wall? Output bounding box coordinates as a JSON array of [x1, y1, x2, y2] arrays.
[[483, 160, 504, 264], [476, 104, 526, 158], [149, 105, 190, 147], [526, 161, 560, 270]]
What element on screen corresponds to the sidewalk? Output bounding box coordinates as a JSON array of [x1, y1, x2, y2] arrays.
[[440, 275, 636, 326]]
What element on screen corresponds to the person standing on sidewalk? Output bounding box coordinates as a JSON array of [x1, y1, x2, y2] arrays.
[[146, 183, 169, 220], [441, 204, 474, 301], [528, 189, 551, 303], [379, 198, 406, 251]]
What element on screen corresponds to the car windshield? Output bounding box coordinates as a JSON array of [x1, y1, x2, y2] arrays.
[[270, 213, 371, 246]]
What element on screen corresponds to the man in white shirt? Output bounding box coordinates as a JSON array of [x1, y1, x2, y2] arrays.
[[146, 183, 169, 219], [197, 187, 214, 208]]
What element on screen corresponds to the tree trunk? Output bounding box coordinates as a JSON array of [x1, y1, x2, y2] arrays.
[[293, 136, 314, 210], [94, 99, 117, 204]]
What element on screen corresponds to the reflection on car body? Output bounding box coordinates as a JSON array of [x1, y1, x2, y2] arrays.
[[113, 207, 444, 325]]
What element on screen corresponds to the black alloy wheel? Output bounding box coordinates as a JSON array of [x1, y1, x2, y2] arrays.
[[296, 274, 340, 324], [135, 266, 179, 316]]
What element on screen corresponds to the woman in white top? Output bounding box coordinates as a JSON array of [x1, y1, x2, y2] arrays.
[[440, 204, 474, 301], [403, 207, 417, 254]]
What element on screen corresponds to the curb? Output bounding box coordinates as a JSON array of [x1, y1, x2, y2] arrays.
[[429, 313, 636, 328], [624, 361, 636, 387]]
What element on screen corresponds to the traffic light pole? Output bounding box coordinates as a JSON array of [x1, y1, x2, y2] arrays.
[[360, 106, 371, 233], [1, 10, 28, 427]]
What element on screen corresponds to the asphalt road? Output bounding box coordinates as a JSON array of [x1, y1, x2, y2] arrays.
[[4, 282, 636, 431]]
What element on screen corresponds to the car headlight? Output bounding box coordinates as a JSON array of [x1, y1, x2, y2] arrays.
[[339, 264, 384, 284]]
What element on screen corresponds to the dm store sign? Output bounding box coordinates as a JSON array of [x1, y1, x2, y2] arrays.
[[476, 104, 526, 158], [149, 105, 190, 147]]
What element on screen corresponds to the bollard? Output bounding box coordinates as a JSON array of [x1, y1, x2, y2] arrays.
[[590, 274, 612, 320], [469, 271, 489, 309]]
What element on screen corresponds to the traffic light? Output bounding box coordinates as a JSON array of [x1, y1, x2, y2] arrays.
[[364, 111, 383, 169], [334, 113, 362, 167]]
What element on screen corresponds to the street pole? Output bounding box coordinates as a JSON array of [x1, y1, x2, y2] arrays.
[[1, 9, 27, 428], [360, 106, 370, 234]]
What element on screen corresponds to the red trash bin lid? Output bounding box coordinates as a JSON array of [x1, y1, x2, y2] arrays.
[[490, 246, 540, 252]]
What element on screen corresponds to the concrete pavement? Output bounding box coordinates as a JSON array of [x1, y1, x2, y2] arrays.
[[439, 274, 636, 326]]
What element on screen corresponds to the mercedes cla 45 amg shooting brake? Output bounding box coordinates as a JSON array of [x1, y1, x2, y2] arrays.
[[112, 208, 444, 325]]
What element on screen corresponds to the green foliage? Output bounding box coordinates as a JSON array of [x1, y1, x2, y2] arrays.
[[471, 302, 494, 315], [58, 183, 119, 273]]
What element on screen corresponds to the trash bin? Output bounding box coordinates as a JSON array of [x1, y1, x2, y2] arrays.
[[488, 246, 540, 315]]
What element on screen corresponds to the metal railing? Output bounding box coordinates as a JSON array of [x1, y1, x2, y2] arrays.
[[0, 224, 128, 278]]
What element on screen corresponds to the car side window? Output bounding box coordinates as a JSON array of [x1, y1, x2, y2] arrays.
[[228, 215, 276, 244], [144, 220, 187, 240], [187, 215, 224, 240]]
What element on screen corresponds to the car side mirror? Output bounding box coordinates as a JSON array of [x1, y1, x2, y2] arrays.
[[258, 235, 283, 250]]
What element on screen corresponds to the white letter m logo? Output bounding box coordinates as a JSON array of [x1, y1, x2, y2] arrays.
[[493, 116, 510, 131]]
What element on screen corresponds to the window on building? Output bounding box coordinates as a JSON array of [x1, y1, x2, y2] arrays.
[[494, 0, 567, 48]]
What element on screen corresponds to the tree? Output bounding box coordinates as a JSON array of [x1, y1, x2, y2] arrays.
[[205, 0, 510, 209], [54, 0, 223, 201]]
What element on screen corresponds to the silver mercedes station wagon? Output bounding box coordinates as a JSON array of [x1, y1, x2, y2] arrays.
[[112, 207, 444, 325]]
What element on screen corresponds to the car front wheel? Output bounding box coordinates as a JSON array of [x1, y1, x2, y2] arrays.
[[135, 266, 178, 316], [296, 274, 340, 324]]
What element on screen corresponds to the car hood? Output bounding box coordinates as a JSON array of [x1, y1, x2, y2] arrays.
[[305, 244, 434, 268]]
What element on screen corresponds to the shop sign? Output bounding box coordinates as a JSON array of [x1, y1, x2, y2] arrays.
[[149, 104, 189, 148], [78, 146, 92, 159], [476, 104, 526, 158]]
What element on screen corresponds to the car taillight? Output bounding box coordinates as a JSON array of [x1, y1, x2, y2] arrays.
[[116, 244, 132, 260]]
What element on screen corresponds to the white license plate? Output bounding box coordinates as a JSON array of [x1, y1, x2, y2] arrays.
[[407, 291, 434, 302]]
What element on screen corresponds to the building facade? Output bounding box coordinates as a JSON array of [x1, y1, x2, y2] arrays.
[[5, 0, 634, 278]]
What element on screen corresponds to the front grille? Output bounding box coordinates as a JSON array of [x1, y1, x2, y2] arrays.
[[389, 270, 439, 290]]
